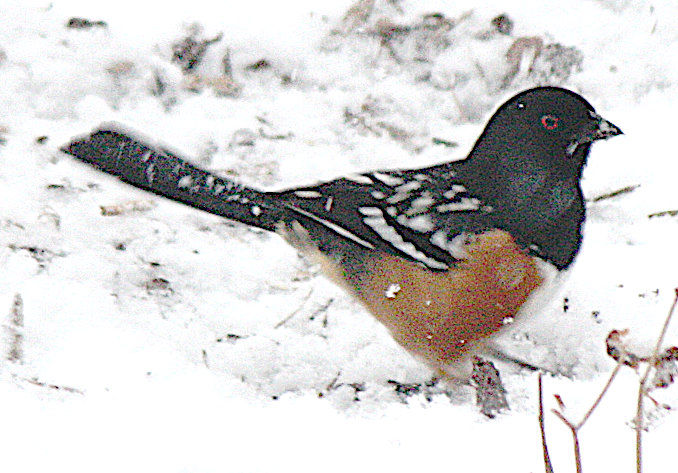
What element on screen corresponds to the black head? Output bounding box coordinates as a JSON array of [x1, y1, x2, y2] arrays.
[[457, 87, 622, 269], [469, 86, 622, 177]]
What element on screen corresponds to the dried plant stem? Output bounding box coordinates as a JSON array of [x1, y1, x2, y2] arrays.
[[635, 289, 678, 473], [589, 184, 639, 203], [6, 293, 24, 363], [19, 376, 84, 395], [547, 360, 623, 473], [576, 361, 624, 429], [551, 410, 581, 473], [274, 288, 313, 328], [450, 89, 468, 122], [636, 386, 644, 473], [538, 374, 554, 473]]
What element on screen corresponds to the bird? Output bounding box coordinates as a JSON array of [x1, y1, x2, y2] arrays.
[[62, 86, 622, 381]]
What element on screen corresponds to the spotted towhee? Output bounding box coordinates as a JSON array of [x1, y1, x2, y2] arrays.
[[62, 87, 622, 380]]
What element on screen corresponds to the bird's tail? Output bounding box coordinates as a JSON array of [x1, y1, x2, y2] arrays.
[[61, 124, 285, 231]]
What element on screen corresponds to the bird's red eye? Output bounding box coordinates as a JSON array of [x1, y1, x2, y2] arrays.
[[541, 115, 560, 130]]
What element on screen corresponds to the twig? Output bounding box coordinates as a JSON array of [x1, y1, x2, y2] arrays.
[[548, 359, 624, 473], [6, 293, 24, 363], [100, 199, 156, 216], [19, 376, 84, 395], [538, 374, 554, 473], [635, 288, 678, 473], [648, 209, 678, 219], [308, 298, 335, 329], [274, 288, 313, 328], [201, 349, 209, 369], [577, 361, 624, 428], [552, 409, 582, 473], [589, 184, 639, 203], [450, 89, 468, 122]]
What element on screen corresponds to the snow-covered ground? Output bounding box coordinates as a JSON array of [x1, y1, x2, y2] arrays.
[[1, 1, 678, 471]]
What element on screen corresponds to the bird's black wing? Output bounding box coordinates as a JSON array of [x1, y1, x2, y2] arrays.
[[273, 165, 495, 271]]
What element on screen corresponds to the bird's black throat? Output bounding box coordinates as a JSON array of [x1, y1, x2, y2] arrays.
[[456, 156, 586, 270]]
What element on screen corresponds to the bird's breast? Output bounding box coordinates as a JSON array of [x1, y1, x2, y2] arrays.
[[350, 229, 545, 378]]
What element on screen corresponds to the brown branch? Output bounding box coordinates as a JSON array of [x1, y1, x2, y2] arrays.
[[548, 359, 624, 473], [19, 376, 84, 395], [576, 361, 624, 428], [551, 409, 582, 473], [636, 382, 644, 473], [6, 293, 24, 363], [274, 288, 313, 328], [648, 209, 678, 219], [545, 289, 677, 473], [538, 374, 554, 473], [589, 184, 639, 203], [635, 288, 678, 473]]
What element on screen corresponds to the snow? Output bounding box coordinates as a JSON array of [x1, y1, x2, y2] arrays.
[[1, 0, 678, 471]]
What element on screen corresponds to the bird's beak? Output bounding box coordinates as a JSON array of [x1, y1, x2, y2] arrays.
[[567, 111, 622, 156], [585, 111, 623, 142]]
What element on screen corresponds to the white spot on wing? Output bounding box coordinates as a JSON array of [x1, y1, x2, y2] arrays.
[[227, 194, 248, 203], [145, 163, 155, 183], [430, 230, 469, 259], [443, 185, 467, 199], [406, 191, 434, 215], [395, 181, 421, 194], [397, 214, 434, 232], [345, 174, 374, 184], [436, 197, 480, 213], [360, 207, 448, 269], [386, 193, 408, 204], [358, 207, 383, 217], [386, 181, 422, 204], [294, 190, 322, 198], [324, 196, 333, 212], [288, 206, 375, 249], [372, 172, 404, 186], [178, 175, 194, 188]]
